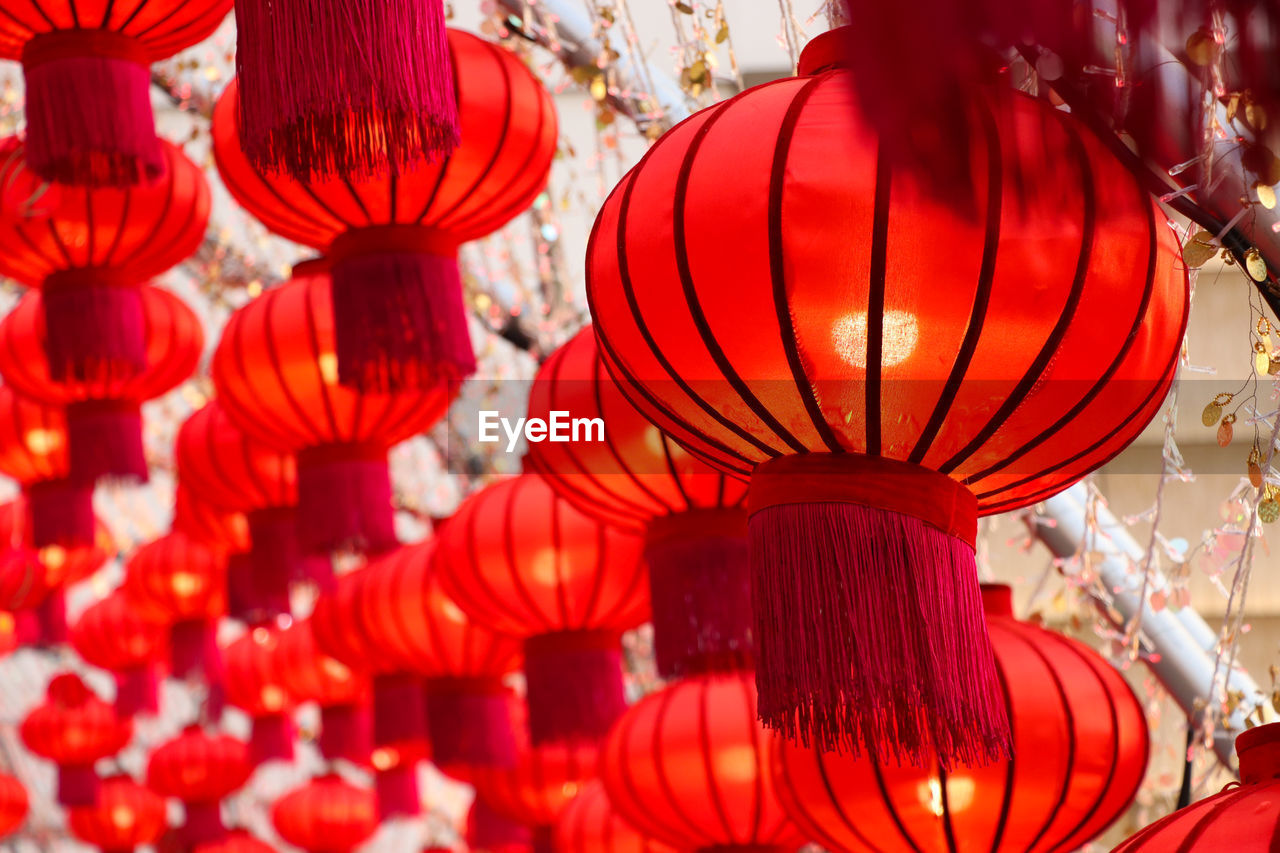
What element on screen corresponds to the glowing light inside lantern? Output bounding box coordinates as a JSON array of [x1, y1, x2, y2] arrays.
[[440, 597, 467, 624], [23, 428, 61, 456], [918, 773, 977, 818], [832, 310, 919, 369], [318, 352, 339, 385], [110, 805, 136, 830]]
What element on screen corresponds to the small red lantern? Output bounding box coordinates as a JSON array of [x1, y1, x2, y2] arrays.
[[1114, 722, 1280, 850], [147, 726, 252, 845], [213, 29, 557, 392], [66, 774, 166, 852], [269, 618, 371, 765], [195, 830, 278, 853], [19, 672, 132, 805], [585, 26, 1188, 766], [472, 739, 599, 853], [0, 284, 202, 484], [271, 774, 379, 853], [772, 585, 1149, 853], [70, 591, 167, 717], [222, 630, 295, 765], [554, 779, 674, 853], [435, 474, 647, 746], [212, 263, 449, 554], [0, 772, 27, 839]]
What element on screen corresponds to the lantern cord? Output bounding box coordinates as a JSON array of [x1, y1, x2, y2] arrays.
[[1176, 723, 1194, 810]]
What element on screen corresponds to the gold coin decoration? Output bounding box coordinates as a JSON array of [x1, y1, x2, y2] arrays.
[[1203, 402, 1223, 426], [1257, 347, 1270, 376], [1260, 499, 1280, 524]]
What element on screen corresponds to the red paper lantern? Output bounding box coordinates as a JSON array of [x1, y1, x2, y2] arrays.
[[1114, 722, 1280, 850], [222, 630, 295, 765], [554, 779, 674, 853], [212, 262, 449, 554], [472, 739, 599, 852], [195, 830, 278, 853], [70, 591, 167, 717], [213, 29, 557, 392], [66, 774, 165, 852], [527, 326, 752, 678], [0, 284, 202, 484], [271, 774, 379, 853], [772, 585, 1149, 853], [173, 486, 253, 554], [435, 474, 647, 746], [0, 773, 27, 839], [269, 618, 371, 765], [148, 726, 252, 845], [0, 611, 34, 658], [0, 4, 228, 185], [19, 672, 132, 806], [585, 26, 1187, 766]]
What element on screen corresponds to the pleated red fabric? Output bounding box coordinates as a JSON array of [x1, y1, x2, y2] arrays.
[[554, 779, 675, 853], [148, 727, 252, 845], [271, 775, 378, 853], [20, 673, 132, 806], [66, 775, 165, 850]]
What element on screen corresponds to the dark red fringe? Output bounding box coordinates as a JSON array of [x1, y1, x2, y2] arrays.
[[423, 678, 516, 777], [523, 630, 626, 746], [295, 444, 397, 555], [65, 400, 147, 485], [25, 479, 96, 550], [41, 275, 146, 384]]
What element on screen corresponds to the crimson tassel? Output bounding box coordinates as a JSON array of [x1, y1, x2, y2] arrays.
[[523, 630, 625, 746], [227, 552, 289, 626], [319, 704, 372, 765], [232, 0, 459, 180], [34, 592, 67, 645], [329, 227, 473, 393], [423, 678, 516, 777], [749, 454, 1009, 768], [295, 444, 397, 554], [249, 714, 295, 765], [374, 765, 420, 820], [169, 619, 220, 682], [42, 271, 146, 384], [114, 667, 160, 718], [182, 801, 226, 845], [532, 827, 554, 853], [65, 400, 147, 485], [373, 673, 429, 756], [20, 30, 163, 186], [56, 764, 99, 806], [470, 798, 532, 850], [645, 508, 754, 678], [247, 507, 313, 586], [25, 479, 95, 550]]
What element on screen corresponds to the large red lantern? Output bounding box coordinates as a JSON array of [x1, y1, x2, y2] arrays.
[[472, 739, 599, 852], [19, 672, 132, 805], [195, 830, 278, 853], [585, 26, 1188, 766], [0, 284, 202, 484], [213, 29, 557, 393], [0, 773, 27, 839], [212, 263, 449, 554], [0, 3, 228, 185], [1114, 722, 1280, 850], [527, 326, 752, 678], [147, 727, 252, 844], [70, 591, 167, 717], [435, 474, 647, 746], [66, 774, 166, 851], [772, 585, 1149, 853], [270, 774, 379, 853], [554, 779, 674, 853], [269, 618, 371, 765], [221, 629, 294, 765]]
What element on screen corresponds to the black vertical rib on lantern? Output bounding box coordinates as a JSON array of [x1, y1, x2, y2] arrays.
[[810, 751, 882, 851], [862, 145, 893, 457]]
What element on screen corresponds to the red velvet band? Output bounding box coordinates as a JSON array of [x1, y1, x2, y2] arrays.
[[523, 628, 620, 656], [329, 225, 457, 260], [644, 506, 748, 548], [980, 584, 1015, 617], [1237, 724, 1280, 783], [422, 676, 508, 697], [291, 257, 332, 278], [43, 268, 135, 291], [296, 442, 389, 467], [796, 27, 855, 76], [66, 398, 141, 418], [748, 453, 977, 547], [22, 29, 151, 67]]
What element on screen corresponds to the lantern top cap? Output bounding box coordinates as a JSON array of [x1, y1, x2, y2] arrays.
[[979, 583, 1015, 618], [1236, 722, 1280, 783], [290, 257, 331, 279], [797, 26, 854, 76]]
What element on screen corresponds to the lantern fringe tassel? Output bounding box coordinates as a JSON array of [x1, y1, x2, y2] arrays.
[[56, 764, 99, 807], [232, 0, 460, 180], [114, 668, 159, 718], [424, 679, 517, 775], [470, 798, 532, 850], [375, 765, 421, 820], [66, 401, 147, 485], [35, 593, 67, 646], [523, 630, 626, 746], [250, 715, 295, 766], [751, 501, 1010, 769], [181, 801, 226, 845], [373, 673, 428, 755], [26, 480, 96, 550], [42, 279, 146, 384], [296, 445, 397, 555], [319, 704, 372, 765], [228, 553, 289, 627], [169, 619, 221, 684]]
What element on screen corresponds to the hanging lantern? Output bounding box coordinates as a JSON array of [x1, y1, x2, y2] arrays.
[[19, 672, 132, 806], [772, 584, 1149, 852], [70, 591, 167, 718], [469, 798, 534, 853], [554, 779, 674, 853], [270, 774, 379, 853], [147, 726, 253, 845], [124, 532, 228, 682], [0, 285, 203, 484], [527, 325, 752, 678], [212, 263, 449, 555], [66, 774, 166, 851], [212, 29, 556, 393], [0, 773, 27, 839], [195, 830, 278, 853], [472, 738, 599, 853], [435, 475, 646, 746], [1114, 722, 1280, 850], [173, 486, 253, 554], [0, 611, 34, 658], [585, 26, 1188, 766], [221, 630, 295, 766]]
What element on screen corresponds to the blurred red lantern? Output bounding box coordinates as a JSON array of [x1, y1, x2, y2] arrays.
[[554, 779, 673, 853], [1114, 722, 1280, 850], [147, 726, 252, 845], [19, 672, 132, 805], [270, 618, 371, 765], [585, 27, 1187, 766], [0, 285, 202, 484], [472, 739, 599, 852], [435, 474, 646, 746], [527, 326, 752, 678], [0, 4, 228, 185], [195, 830, 278, 853], [469, 798, 533, 853], [70, 591, 167, 717], [173, 486, 253, 554], [772, 585, 1149, 853], [271, 774, 379, 853], [0, 772, 27, 839], [66, 774, 165, 851], [0, 610, 34, 658], [213, 29, 557, 393], [222, 630, 295, 765], [212, 262, 449, 554]]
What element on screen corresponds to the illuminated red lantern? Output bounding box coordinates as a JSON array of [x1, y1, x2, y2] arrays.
[[469, 798, 533, 853], [1114, 722, 1280, 850], [527, 326, 752, 677], [585, 27, 1188, 765], [0, 285, 202, 484], [213, 29, 557, 392], [221, 630, 295, 765], [0, 773, 27, 838], [472, 739, 599, 852], [147, 726, 252, 844], [269, 618, 371, 765], [212, 263, 449, 554], [772, 585, 1149, 853], [194, 830, 278, 853], [554, 779, 673, 853], [173, 486, 253, 554], [70, 590, 167, 717], [271, 774, 378, 853], [19, 672, 132, 805], [435, 474, 646, 745], [0, 4, 228, 185], [0, 610, 34, 658], [66, 774, 165, 851]]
